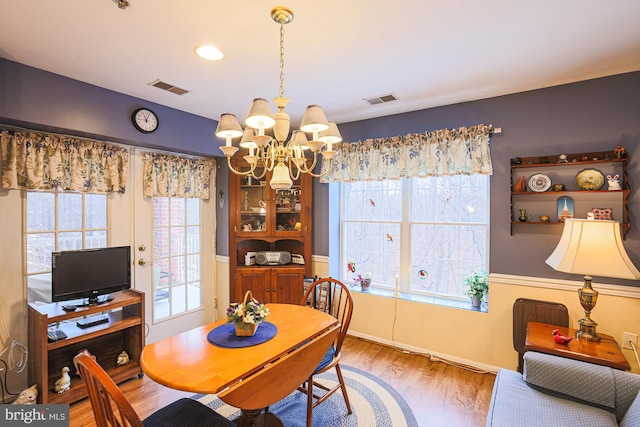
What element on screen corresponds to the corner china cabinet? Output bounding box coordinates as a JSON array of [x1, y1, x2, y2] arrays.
[[228, 158, 312, 304], [510, 150, 630, 237]]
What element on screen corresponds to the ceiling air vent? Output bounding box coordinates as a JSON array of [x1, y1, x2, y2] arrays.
[[363, 93, 398, 105], [148, 79, 190, 95]]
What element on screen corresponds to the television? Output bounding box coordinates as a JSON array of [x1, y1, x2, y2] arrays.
[[51, 246, 131, 306]]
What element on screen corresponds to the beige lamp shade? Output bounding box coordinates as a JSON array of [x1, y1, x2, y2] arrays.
[[270, 161, 293, 190], [545, 219, 640, 280], [318, 122, 342, 144], [215, 113, 243, 139], [245, 98, 276, 130], [299, 105, 329, 133], [239, 128, 257, 149]]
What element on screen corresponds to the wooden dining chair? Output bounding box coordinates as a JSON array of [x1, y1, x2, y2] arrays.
[[299, 277, 354, 427], [73, 351, 234, 427]]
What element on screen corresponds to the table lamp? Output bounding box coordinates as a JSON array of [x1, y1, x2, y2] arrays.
[[545, 218, 640, 341]]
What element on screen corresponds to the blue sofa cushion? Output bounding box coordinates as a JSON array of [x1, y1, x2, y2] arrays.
[[487, 369, 618, 427], [621, 391, 640, 427]]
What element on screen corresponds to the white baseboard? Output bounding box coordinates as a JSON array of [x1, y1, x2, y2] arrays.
[[346, 330, 501, 374]]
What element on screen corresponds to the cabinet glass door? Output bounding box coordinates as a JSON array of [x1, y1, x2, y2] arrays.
[[275, 176, 302, 233], [239, 166, 267, 234]]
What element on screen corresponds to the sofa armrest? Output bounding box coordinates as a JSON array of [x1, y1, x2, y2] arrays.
[[523, 351, 616, 409]]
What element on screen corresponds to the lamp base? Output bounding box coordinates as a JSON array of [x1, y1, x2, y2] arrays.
[[576, 319, 601, 342]]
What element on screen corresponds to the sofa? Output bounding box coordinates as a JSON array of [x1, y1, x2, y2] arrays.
[[486, 351, 640, 426]]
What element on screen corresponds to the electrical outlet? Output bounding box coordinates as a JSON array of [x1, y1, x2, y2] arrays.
[[623, 332, 638, 350]]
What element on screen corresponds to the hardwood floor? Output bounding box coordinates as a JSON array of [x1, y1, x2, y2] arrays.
[[69, 335, 496, 426]]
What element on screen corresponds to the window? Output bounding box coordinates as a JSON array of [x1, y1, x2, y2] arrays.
[[152, 197, 202, 320], [25, 191, 108, 303], [341, 174, 489, 299]]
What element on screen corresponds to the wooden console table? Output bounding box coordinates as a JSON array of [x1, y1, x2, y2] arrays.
[[525, 321, 630, 370]]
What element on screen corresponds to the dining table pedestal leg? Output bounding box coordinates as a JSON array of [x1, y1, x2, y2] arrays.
[[233, 408, 284, 427]]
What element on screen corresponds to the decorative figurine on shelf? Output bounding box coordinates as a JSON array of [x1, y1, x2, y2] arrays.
[[614, 145, 627, 159], [75, 349, 96, 376], [552, 329, 573, 345], [116, 351, 130, 366], [607, 175, 622, 190], [557, 154, 568, 163], [539, 215, 550, 222], [54, 367, 71, 393], [12, 384, 38, 404], [511, 157, 522, 166], [519, 209, 529, 222]]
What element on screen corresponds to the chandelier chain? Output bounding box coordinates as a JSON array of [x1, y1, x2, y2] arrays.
[[279, 22, 286, 100]]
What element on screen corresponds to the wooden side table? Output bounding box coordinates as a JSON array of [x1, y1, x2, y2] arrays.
[[525, 321, 630, 370]]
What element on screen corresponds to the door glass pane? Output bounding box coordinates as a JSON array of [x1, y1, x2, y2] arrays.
[[152, 197, 203, 322], [86, 230, 107, 248]]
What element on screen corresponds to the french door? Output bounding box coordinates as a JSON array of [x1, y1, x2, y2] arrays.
[[132, 148, 216, 343]]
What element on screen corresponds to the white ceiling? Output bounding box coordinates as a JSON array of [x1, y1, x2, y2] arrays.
[[2, 1, 640, 126]]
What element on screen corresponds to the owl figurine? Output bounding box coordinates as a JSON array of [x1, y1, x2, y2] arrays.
[[12, 384, 38, 404]]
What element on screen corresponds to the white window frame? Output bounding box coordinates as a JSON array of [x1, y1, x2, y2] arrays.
[[340, 176, 490, 301], [24, 190, 109, 302]]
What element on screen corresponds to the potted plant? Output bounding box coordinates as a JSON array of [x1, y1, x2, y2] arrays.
[[464, 270, 489, 309], [226, 291, 270, 336], [354, 272, 372, 291]]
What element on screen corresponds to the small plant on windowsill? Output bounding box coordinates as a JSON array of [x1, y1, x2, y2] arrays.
[[464, 270, 488, 309], [353, 272, 372, 291]]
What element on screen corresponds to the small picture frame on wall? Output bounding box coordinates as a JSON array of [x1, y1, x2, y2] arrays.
[[557, 196, 574, 222]]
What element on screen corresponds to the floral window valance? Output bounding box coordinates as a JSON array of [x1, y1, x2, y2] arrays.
[[142, 152, 215, 199], [1, 127, 129, 192], [321, 124, 493, 182]]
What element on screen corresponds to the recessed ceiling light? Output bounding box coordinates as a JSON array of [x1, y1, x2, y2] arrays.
[[195, 45, 224, 61]]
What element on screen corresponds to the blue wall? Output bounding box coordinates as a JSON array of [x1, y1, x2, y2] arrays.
[[2, 58, 639, 286]]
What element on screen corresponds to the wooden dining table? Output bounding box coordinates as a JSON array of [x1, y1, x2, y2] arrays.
[[140, 303, 339, 426]]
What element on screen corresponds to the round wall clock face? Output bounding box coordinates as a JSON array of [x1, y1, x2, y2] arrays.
[[131, 108, 159, 133]]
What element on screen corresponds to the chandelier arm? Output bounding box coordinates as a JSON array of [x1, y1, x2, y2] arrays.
[[226, 156, 258, 176], [304, 158, 333, 178], [288, 159, 302, 181], [294, 151, 319, 174]]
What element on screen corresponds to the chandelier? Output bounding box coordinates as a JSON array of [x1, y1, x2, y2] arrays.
[[215, 6, 341, 191]]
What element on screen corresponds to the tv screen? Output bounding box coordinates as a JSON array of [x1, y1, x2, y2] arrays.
[[51, 246, 131, 305]]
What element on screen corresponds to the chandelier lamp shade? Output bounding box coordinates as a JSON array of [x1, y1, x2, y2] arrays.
[[545, 218, 640, 342], [215, 6, 340, 191]]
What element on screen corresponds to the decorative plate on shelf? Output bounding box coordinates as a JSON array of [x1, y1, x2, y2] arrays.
[[528, 173, 552, 192], [575, 169, 605, 190]]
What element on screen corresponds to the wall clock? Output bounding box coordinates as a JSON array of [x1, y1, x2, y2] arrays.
[[131, 108, 159, 133]]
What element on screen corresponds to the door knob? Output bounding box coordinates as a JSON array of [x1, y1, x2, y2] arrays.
[[138, 244, 146, 252], [138, 259, 147, 266]]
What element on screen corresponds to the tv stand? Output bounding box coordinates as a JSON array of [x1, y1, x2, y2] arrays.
[[27, 289, 145, 404]]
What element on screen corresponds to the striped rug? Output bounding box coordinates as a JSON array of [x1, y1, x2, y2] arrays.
[[193, 364, 418, 426]]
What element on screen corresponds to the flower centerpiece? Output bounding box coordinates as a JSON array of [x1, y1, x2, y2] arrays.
[[354, 272, 372, 291], [464, 270, 489, 309], [226, 291, 270, 336]]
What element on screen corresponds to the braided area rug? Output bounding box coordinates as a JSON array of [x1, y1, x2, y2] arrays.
[[193, 364, 418, 426]]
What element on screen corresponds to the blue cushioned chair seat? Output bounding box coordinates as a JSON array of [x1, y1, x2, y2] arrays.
[[487, 369, 617, 427], [314, 345, 336, 373]]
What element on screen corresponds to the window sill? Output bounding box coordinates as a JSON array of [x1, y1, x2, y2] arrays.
[[350, 286, 488, 313]]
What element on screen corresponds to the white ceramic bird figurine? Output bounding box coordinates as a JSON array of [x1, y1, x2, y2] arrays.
[[54, 367, 71, 393], [12, 384, 38, 404]]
